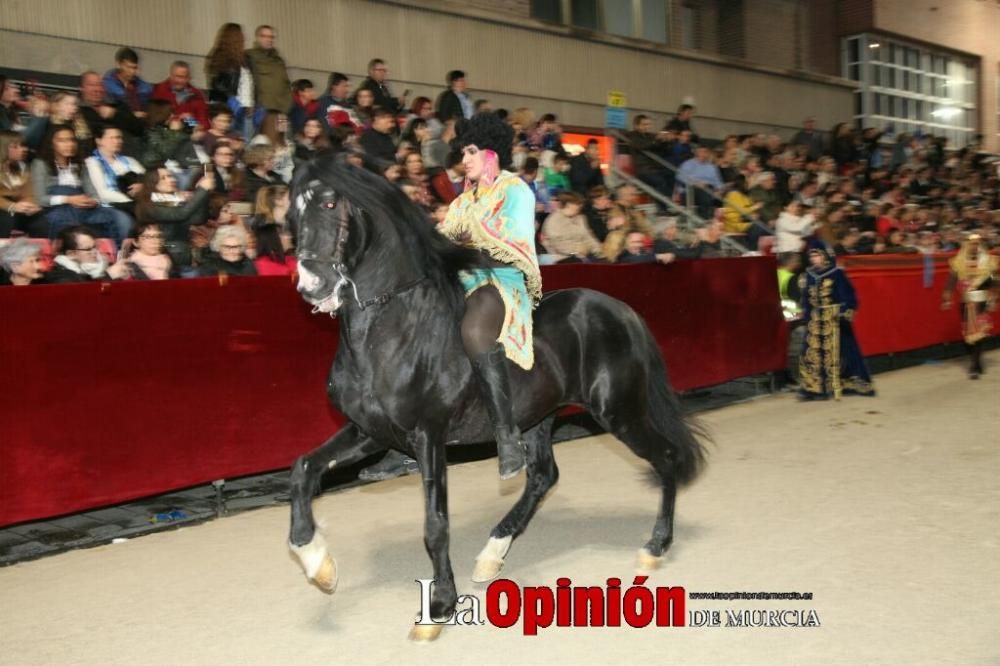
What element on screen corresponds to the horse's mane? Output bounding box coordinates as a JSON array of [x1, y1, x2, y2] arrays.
[[297, 153, 482, 315]]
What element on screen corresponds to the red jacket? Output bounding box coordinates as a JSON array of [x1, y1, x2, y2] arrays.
[[150, 81, 210, 129], [430, 170, 461, 205]]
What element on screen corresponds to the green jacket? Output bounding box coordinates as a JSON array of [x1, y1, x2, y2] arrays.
[[246, 46, 292, 112], [749, 186, 782, 223]]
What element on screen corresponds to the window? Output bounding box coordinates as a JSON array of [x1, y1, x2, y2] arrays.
[[641, 0, 668, 43], [599, 0, 633, 37], [536, 0, 671, 45], [530, 0, 562, 22], [681, 3, 699, 49], [571, 0, 599, 30]]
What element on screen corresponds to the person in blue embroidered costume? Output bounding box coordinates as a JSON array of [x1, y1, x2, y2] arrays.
[[798, 246, 875, 400], [437, 112, 542, 479]]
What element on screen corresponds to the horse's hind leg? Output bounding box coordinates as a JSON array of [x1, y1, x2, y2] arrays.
[[638, 459, 678, 570], [288, 423, 385, 592], [606, 422, 678, 571], [471, 415, 558, 583]]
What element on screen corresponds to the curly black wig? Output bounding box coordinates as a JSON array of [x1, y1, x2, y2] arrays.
[[452, 112, 514, 169]]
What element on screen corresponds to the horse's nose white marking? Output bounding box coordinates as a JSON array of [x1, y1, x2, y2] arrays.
[[298, 262, 321, 292]]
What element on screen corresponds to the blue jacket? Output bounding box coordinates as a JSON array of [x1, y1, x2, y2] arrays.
[[102, 69, 153, 110]]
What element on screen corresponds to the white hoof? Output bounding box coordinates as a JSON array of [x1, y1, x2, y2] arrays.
[[472, 535, 512, 583], [408, 622, 445, 642], [636, 547, 662, 571], [290, 533, 339, 593]]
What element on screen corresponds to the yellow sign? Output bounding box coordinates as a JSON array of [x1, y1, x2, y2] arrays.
[[607, 90, 627, 108]]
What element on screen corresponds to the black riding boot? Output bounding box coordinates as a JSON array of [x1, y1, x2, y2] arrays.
[[471, 343, 526, 480]]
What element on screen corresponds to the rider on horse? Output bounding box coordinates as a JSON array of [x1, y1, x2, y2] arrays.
[[357, 112, 541, 481], [439, 112, 542, 479]]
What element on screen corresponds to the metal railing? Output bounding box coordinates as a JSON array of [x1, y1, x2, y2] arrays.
[[611, 167, 747, 256], [609, 128, 774, 245]]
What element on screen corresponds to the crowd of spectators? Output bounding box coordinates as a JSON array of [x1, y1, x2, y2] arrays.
[[621, 112, 1000, 260], [1, 21, 999, 286]]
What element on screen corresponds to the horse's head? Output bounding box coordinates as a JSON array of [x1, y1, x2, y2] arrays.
[[290, 159, 366, 315]]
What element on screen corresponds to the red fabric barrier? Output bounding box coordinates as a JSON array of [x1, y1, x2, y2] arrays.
[[843, 254, 1000, 356], [0, 258, 786, 526]]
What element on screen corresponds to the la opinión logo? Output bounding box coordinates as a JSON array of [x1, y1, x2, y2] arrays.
[[415, 576, 686, 635]]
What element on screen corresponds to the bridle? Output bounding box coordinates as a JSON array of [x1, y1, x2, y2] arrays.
[[296, 182, 427, 317]]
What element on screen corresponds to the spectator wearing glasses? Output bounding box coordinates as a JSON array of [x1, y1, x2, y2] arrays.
[[246, 25, 292, 121], [125, 221, 174, 280], [208, 143, 244, 198], [200, 223, 257, 277], [358, 58, 405, 118], [45, 224, 130, 282]]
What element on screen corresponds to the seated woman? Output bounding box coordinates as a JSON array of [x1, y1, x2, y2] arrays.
[[293, 118, 330, 162], [0, 238, 44, 285], [249, 111, 294, 182], [199, 223, 257, 277], [248, 184, 289, 230], [125, 221, 175, 280], [134, 165, 213, 269], [540, 191, 603, 262], [22, 91, 86, 151], [30, 126, 118, 242], [84, 125, 145, 240], [243, 144, 283, 205], [208, 143, 245, 200], [199, 105, 244, 158], [253, 222, 295, 276], [141, 100, 189, 169], [0, 131, 46, 237], [722, 174, 759, 234]]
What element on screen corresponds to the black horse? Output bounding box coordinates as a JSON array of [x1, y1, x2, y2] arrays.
[[287, 154, 706, 639]]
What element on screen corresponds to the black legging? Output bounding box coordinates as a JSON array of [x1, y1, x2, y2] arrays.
[[461, 285, 506, 356]]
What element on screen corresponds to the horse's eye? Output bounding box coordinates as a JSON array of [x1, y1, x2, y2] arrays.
[[324, 201, 337, 209]]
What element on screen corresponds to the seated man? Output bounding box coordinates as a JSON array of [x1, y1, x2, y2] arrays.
[[102, 47, 152, 115], [617, 230, 674, 265], [45, 225, 129, 283], [151, 61, 210, 129]]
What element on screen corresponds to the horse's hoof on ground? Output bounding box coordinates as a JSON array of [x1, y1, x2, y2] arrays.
[[636, 547, 662, 571], [471, 558, 504, 583], [472, 535, 512, 583], [408, 622, 444, 642], [312, 555, 339, 593]]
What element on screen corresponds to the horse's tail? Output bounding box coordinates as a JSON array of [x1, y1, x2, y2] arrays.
[[644, 332, 709, 486]]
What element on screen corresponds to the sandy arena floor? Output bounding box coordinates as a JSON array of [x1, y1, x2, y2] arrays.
[[1, 352, 998, 666]]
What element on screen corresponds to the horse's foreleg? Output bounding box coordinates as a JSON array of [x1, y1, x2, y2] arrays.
[[408, 431, 456, 642], [472, 415, 558, 583], [288, 423, 384, 593]]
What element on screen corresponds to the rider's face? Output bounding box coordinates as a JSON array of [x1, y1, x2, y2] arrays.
[[462, 145, 485, 182]]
